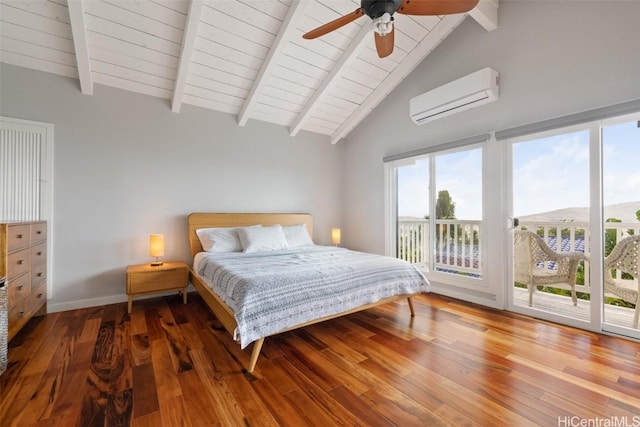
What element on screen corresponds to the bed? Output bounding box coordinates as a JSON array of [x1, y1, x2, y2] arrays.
[[187, 212, 430, 372]]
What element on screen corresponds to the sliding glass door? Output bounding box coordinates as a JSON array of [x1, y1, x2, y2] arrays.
[[508, 113, 640, 339], [601, 116, 640, 335], [510, 127, 591, 324]]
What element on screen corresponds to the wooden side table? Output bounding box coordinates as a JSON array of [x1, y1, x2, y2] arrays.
[[126, 261, 189, 314]]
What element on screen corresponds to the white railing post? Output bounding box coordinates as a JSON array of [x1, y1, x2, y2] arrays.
[[398, 218, 482, 276]]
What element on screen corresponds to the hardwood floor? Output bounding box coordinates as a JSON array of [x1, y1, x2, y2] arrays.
[[2, 292, 639, 427]]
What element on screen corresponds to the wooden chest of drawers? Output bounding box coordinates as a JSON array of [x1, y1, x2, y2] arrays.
[[0, 221, 48, 341]]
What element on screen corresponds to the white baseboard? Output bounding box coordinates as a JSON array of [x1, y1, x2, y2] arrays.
[[46, 285, 195, 313], [47, 294, 128, 313], [430, 282, 501, 310]]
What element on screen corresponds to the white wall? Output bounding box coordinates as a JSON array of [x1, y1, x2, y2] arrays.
[[341, 1, 640, 304], [0, 63, 343, 311]]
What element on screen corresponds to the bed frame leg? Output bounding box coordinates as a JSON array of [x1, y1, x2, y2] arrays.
[[247, 338, 265, 373], [407, 297, 415, 317]]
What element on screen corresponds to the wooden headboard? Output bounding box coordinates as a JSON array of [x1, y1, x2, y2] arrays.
[[187, 212, 314, 257]]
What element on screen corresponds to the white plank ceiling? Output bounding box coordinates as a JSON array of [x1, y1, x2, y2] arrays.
[[0, 0, 497, 143]]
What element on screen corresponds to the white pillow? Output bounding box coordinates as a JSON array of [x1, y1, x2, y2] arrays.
[[196, 225, 261, 252], [237, 225, 289, 253], [283, 224, 314, 248]]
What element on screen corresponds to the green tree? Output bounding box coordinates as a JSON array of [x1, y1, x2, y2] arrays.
[[636, 209, 640, 221], [604, 218, 621, 256], [436, 190, 456, 219]]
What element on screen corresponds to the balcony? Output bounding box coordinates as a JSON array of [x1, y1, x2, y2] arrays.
[[397, 218, 639, 329]]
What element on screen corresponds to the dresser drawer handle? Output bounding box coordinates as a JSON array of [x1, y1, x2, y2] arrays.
[[18, 311, 25, 317], [37, 251, 43, 256], [37, 293, 43, 298], [37, 272, 43, 277], [18, 285, 24, 291], [37, 230, 42, 235], [17, 259, 24, 265], [17, 234, 24, 239]]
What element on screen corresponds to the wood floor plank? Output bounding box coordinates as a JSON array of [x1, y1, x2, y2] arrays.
[[150, 335, 183, 403], [132, 362, 160, 419], [156, 302, 193, 373], [130, 333, 151, 366], [178, 369, 223, 426], [106, 389, 133, 427], [2, 292, 639, 426], [188, 347, 249, 426], [158, 394, 193, 427]]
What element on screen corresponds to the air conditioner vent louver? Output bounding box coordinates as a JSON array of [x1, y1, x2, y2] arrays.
[[410, 68, 499, 125]]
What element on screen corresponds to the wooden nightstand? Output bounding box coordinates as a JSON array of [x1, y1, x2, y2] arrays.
[[126, 261, 189, 314]]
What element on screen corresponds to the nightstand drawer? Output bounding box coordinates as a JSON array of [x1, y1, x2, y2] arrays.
[[128, 267, 187, 294], [126, 261, 189, 313]]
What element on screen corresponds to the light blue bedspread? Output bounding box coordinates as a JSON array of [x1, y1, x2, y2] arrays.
[[195, 246, 430, 348]]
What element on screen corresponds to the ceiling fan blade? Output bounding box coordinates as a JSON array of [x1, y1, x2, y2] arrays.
[[374, 27, 394, 58], [303, 8, 365, 39], [397, 0, 480, 16]]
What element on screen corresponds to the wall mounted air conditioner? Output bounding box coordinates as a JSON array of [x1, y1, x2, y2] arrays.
[[410, 67, 499, 125]]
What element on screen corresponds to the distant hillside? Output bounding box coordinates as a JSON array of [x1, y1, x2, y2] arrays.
[[519, 202, 640, 223]]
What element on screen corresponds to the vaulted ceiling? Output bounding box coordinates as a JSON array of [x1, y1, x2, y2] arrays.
[[0, 0, 498, 143]]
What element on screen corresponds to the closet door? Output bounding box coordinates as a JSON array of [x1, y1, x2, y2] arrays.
[[0, 117, 53, 222]]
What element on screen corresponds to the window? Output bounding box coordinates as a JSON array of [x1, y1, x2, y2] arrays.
[[387, 143, 485, 282]]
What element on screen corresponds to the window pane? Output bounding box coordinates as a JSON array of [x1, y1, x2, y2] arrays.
[[434, 148, 482, 277], [397, 159, 429, 267], [512, 130, 589, 320], [602, 118, 640, 330]]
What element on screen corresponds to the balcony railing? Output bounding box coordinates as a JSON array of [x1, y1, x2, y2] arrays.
[[397, 218, 482, 276], [518, 221, 640, 294], [398, 217, 638, 301]]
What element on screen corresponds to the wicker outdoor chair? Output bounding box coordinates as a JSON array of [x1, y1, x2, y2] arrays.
[[514, 230, 585, 307], [604, 235, 640, 328]]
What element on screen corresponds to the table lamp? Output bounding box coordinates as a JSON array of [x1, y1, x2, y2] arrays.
[[331, 228, 341, 246], [149, 234, 164, 266]]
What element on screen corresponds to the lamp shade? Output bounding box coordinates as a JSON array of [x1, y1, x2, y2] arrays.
[[149, 234, 165, 257], [331, 228, 341, 246]]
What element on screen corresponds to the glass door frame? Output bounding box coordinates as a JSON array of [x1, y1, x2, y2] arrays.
[[505, 115, 640, 339], [504, 122, 603, 332], [599, 112, 640, 338]]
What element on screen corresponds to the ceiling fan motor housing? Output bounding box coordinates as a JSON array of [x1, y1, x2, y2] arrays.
[[362, 0, 403, 18]]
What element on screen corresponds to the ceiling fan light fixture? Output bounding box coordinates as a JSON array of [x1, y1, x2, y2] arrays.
[[373, 13, 394, 36]]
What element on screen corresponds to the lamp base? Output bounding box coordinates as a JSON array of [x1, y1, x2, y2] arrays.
[[151, 261, 163, 267]]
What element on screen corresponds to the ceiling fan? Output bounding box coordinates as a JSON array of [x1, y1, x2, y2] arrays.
[[303, 0, 480, 58]]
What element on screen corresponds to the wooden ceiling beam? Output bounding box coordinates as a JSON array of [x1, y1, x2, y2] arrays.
[[67, 0, 93, 95], [172, 0, 204, 113], [330, 14, 467, 144], [469, 0, 499, 32], [289, 22, 371, 137], [237, 0, 307, 127]]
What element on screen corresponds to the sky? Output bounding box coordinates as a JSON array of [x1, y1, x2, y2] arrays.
[[397, 117, 639, 220], [398, 148, 482, 220]]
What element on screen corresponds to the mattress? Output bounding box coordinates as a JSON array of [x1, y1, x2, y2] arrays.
[[193, 246, 430, 348]]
